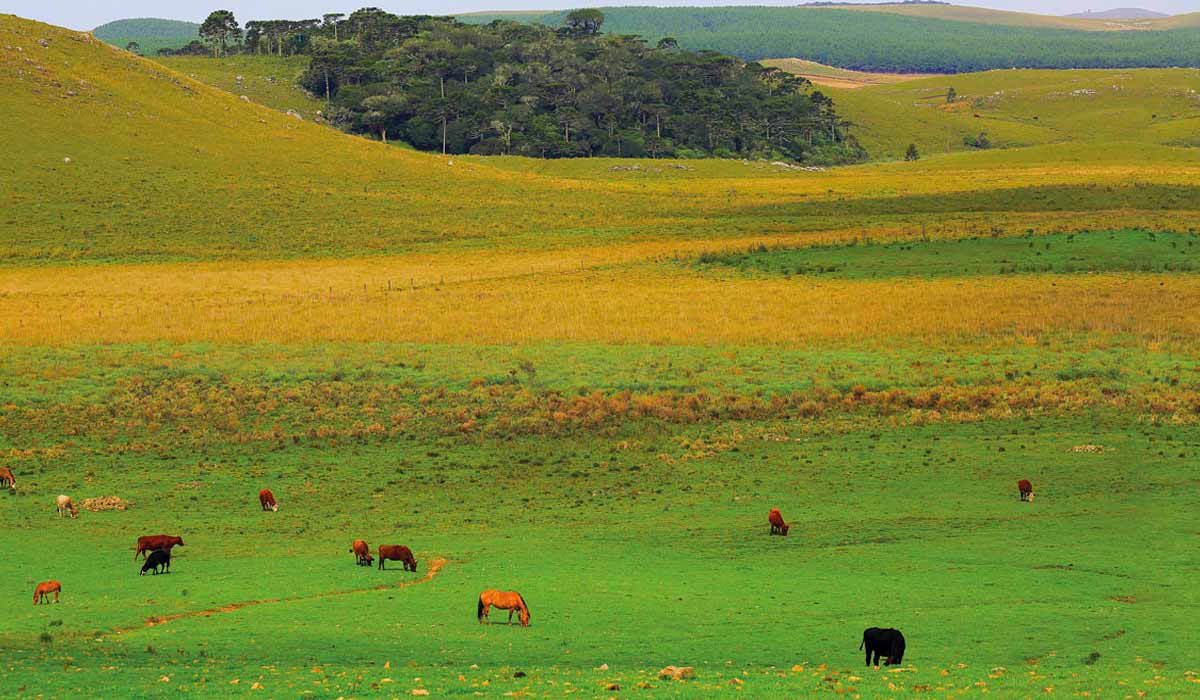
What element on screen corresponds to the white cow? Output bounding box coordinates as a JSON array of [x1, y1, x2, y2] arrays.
[[56, 494, 78, 519]]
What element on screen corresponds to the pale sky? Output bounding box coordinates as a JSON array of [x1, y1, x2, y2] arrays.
[[10, 1, 1200, 31]]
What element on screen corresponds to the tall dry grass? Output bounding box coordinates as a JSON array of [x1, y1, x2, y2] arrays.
[[1, 255, 1191, 345]]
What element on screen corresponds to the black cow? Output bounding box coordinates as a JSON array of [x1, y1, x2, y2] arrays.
[[860, 627, 905, 666], [140, 549, 171, 576]]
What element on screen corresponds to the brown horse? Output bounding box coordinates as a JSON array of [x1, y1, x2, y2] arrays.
[[477, 590, 530, 627], [0, 466, 15, 489], [33, 580, 61, 605]]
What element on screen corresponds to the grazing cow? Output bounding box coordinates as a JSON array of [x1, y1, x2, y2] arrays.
[[258, 488, 278, 512], [860, 627, 906, 666], [140, 549, 171, 576], [1018, 479, 1034, 502], [33, 580, 61, 605], [377, 544, 417, 572], [56, 494, 78, 519], [0, 466, 15, 489], [350, 539, 373, 567], [768, 508, 790, 536], [135, 535, 185, 560]]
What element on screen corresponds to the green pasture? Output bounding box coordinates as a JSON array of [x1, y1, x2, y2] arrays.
[[0, 344, 1198, 697], [694, 229, 1200, 279]]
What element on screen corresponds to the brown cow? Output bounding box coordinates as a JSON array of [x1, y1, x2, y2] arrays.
[[377, 544, 417, 572], [350, 539, 373, 567], [0, 466, 15, 489], [258, 489, 278, 512], [768, 508, 790, 536], [135, 535, 185, 560], [1018, 479, 1034, 502], [33, 580, 61, 605]]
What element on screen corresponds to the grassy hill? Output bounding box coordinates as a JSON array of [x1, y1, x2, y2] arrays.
[[92, 17, 198, 55], [829, 3, 1175, 29], [155, 55, 325, 121], [3, 13, 1200, 697], [460, 6, 1200, 72], [785, 66, 1200, 159]]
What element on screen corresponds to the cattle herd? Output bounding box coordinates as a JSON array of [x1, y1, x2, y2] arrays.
[[15, 465, 1038, 667]]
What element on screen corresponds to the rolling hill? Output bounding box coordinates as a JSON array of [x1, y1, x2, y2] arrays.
[[771, 64, 1200, 159], [1066, 8, 1170, 20], [457, 6, 1200, 72], [92, 17, 198, 54]]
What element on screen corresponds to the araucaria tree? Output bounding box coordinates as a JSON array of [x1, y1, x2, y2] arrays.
[[200, 10, 242, 57], [287, 10, 864, 162]]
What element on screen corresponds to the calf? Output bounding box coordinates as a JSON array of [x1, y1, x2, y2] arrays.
[[33, 580, 61, 605], [140, 549, 171, 575], [0, 466, 15, 489], [350, 539, 373, 567], [135, 535, 185, 560], [377, 544, 417, 572], [56, 494, 78, 519], [258, 488, 278, 512], [860, 627, 906, 666], [768, 508, 790, 536], [1018, 479, 1034, 502]]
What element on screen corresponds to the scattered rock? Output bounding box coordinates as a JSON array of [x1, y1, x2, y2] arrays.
[[62, 157, 71, 164], [605, 683, 620, 690], [240, 95, 250, 102], [411, 690, 429, 697], [38, 39, 49, 48], [1070, 444, 1106, 453], [235, 75, 244, 83], [596, 663, 609, 670], [513, 670, 526, 678], [285, 109, 303, 120], [658, 666, 694, 681], [81, 496, 130, 512]]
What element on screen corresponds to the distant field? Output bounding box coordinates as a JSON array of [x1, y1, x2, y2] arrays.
[[826, 3, 1199, 30], [459, 6, 1200, 71], [762, 59, 933, 89], [92, 17, 198, 55], [811, 67, 1200, 160]]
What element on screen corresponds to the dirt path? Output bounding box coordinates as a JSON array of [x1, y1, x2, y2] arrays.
[[112, 557, 448, 635]]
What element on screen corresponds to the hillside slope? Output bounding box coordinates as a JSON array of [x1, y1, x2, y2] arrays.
[[815, 68, 1200, 159], [832, 3, 1181, 29], [0, 14, 649, 263]]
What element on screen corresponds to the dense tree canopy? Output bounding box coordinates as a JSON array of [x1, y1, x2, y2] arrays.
[[297, 11, 862, 161]]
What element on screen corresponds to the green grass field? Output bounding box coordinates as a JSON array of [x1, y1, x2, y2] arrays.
[[2, 344, 1198, 697], [2, 13, 1200, 699], [694, 230, 1200, 278]]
